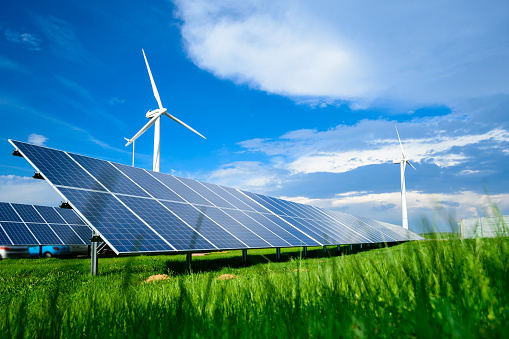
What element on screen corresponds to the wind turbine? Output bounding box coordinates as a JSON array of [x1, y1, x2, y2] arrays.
[[125, 49, 206, 172], [393, 125, 416, 230]]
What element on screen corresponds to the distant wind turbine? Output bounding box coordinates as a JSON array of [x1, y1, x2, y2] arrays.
[[124, 49, 206, 172], [393, 125, 416, 230]]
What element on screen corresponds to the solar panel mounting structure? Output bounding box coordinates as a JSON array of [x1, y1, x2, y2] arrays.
[[9, 140, 423, 275]]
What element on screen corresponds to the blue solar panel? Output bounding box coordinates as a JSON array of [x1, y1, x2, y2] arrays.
[[11, 203, 45, 223], [0, 225, 12, 245], [34, 206, 66, 224], [49, 224, 85, 245], [1, 222, 39, 245], [160, 201, 245, 249], [56, 208, 86, 225], [218, 186, 268, 213], [177, 178, 237, 209], [70, 225, 92, 243], [70, 153, 151, 197], [0, 202, 92, 246], [113, 163, 185, 202], [58, 187, 174, 253], [198, 205, 271, 248], [10, 140, 424, 254], [0, 202, 22, 222], [150, 172, 212, 206], [118, 195, 215, 251], [13, 141, 106, 192], [27, 223, 63, 245]]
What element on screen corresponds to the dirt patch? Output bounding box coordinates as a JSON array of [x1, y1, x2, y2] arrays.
[[217, 274, 238, 280], [293, 269, 309, 272], [192, 253, 209, 257], [145, 274, 170, 283]]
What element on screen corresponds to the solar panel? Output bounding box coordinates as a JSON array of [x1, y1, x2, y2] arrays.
[[9, 140, 424, 254], [0, 201, 91, 246]]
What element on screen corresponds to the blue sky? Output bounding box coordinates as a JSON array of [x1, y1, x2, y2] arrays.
[[1, 0, 508, 233]]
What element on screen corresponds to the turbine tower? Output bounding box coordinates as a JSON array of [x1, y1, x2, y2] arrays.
[[393, 125, 416, 229], [125, 49, 206, 172]]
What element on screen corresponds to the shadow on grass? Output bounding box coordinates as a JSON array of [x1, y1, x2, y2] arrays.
[[164, 243, 400, 275]]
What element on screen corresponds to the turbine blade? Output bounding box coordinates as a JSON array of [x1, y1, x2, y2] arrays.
[[164, 112, 207, 139], [395, 125, 406, 158], [125, 111, 165, 146], [142, 49, 163, 110], [407, 160, 417, 171]]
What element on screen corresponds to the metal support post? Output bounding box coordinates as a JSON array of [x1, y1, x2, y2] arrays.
[[90, 232, 100, 276], [350, 244, 353, 251], [186, 252, 192, 272], [242, 249, 247, 264], [336, 245, 341, 255], [39, 245, 42, 257], [323, 245, 327, 254], [303, 246, 307, 257], [360, 243, 363, 249], [276, 248, 281, 260]]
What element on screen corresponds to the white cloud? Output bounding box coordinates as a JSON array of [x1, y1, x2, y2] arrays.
[[27, 133, 48, 146], [4, 29, 42, 50], [0, 175, 62, 206], [207, 161, 284, 193], [174, 0, 509, 107], [238, 119, 509, 174]]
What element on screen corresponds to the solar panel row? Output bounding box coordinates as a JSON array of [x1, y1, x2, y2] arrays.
[[0, 202, 90, 246], [10, 140, 423, 254]]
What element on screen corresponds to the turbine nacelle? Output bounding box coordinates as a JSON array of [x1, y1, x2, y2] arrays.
[[146, 108, 167, 119]]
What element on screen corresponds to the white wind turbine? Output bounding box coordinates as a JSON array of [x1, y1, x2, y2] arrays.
[[393, 125, 416, 230], [125, 49, 206, 172]]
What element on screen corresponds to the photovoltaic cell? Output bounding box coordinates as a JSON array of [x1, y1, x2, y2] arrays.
[[13, 141, 106, 192], [58, 187, 173, 253], [221, 209, 290, 247], [113, 163, 185, 203], [176, 177, 237, 209], [160, 201, 245, 250], [118, 195, 215, 251], [0, 202, 22, 222], [56, 208, 86, 225], [35, 206, 66, 224], [71, 225, 92, 244], [150, 172, 212, 206], [0, 226, 12, 245], [9, 139, 424, 254], [1, 222, 38, 245], [199, 205, 271, 248], [11, 203, 45, 223], [70, 153, 150, 197], [28, 223, 63, 245]]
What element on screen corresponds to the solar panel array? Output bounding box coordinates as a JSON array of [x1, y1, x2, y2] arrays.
[[0, 202, 91, 245], [10, 140, 423, 254]]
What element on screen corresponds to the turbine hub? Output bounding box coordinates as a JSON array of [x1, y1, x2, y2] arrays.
[[146, 108, 167, 119]]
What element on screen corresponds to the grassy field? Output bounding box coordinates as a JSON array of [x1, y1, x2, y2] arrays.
[[0, 238, 508, 338]]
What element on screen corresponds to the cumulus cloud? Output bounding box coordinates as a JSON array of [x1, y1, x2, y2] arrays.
[[207, 161, 285, 192], [4, 29, 42, 50], [0, 175, 62, 206], [27, 133, 48, 146], [174, 0, 509, 107], [237, 119, 509, 174]]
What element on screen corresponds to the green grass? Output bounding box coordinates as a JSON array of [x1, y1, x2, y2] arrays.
[[0, 238, 508, 338]]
